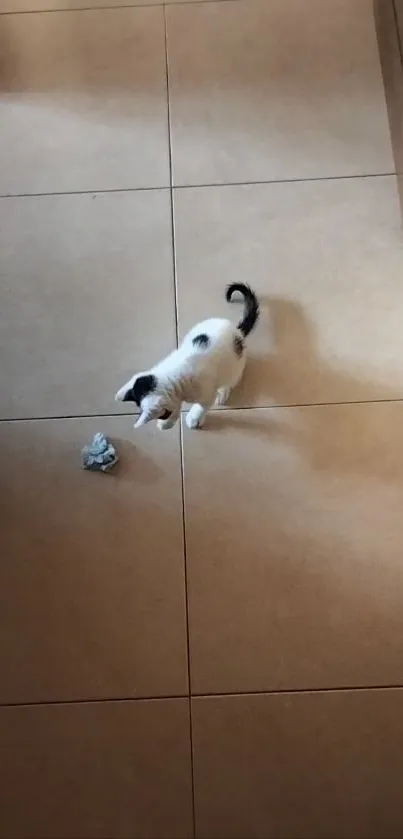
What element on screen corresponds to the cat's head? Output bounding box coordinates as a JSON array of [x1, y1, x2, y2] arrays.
[[115, 373, 173, 427]]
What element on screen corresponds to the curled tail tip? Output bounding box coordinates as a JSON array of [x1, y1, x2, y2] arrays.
[[225, 282, 259, 337], [225, 283, 235, 302], [225, 282, 252, 302]]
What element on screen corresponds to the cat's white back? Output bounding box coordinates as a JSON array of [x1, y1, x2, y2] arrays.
[[115, 283, 259, 430]]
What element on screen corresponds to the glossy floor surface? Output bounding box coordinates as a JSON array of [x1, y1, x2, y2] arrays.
[[1, 1, 403, 837]]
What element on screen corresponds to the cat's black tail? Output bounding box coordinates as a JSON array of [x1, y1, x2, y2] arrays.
[[225, 283, 259, 337]]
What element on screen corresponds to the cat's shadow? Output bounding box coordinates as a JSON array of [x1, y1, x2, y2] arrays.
[[207, 295, 403, 482], [104, 437, 162, 485], [227, 294, 398, 409]]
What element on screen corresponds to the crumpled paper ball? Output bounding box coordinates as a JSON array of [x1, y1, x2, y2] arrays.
[[81, 432, 119, 473]]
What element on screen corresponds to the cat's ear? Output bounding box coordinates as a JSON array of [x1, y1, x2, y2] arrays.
[[115, 373, 157, 405], [115, 377, 136, 403], [133, 374, 157, 404]]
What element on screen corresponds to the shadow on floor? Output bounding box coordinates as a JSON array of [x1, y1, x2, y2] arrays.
[[210, 295, 403, 483]]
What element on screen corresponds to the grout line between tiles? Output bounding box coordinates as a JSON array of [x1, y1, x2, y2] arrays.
[[164, 8, 196, 837], [0, 0, 326, 15], [163, 5, 178, 346], [194, 684, 403, 699], [0, 172, 396, 201], [2, 683, 403, 710], [0, 0, 253, 14], [3, 396, 403, 423], [0, 1, 159, 10], [0, 695, 188, 708], [0, 186, 168, 200], [179, 420, 197, 839], [173, 171, 397, 190]]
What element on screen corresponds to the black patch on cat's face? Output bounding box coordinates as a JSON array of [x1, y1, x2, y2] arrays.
[[192, 333, 210, 349], [159, 409, 172, 420], [233, 335, 245, 356], [123, 374, 157, 407]]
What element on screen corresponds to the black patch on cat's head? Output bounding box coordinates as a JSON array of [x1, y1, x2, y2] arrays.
[[233, 335, 245, 357], [123, 374, 157, 406], [192, 333, 210, 349]]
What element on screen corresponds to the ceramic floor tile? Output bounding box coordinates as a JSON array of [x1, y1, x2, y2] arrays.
[[166, 0, 393, 186], [2, 0, 154, 8], [183, 402, 403, 694], [192, 691, 403, 839], [174, 176, 403, 408], [2, 0, 205, 9], [0, 699, 192, 839], [0, 416, 188, 702], [0, 6, 169, 194], [0, 190, 175, 420]]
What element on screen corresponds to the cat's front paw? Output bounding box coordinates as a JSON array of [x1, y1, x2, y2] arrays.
[[186, 407, 206, 430]]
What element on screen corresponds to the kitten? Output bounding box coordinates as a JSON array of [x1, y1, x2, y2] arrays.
[[115, 283, 259, 431]]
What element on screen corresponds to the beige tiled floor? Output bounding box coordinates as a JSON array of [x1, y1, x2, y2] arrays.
[[167, 0, 394, 185], [1, 1, 403, 838], [0, 191, 175, 418]]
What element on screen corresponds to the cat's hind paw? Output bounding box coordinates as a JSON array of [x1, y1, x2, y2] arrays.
[[157, 417, 177, 431], [215, 387, 231, 406]]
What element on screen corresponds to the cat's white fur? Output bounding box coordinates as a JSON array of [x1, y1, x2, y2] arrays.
[[115, 284, 259, 431]]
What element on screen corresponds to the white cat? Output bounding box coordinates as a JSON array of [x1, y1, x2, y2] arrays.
[[115, 283, 259, 431]]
